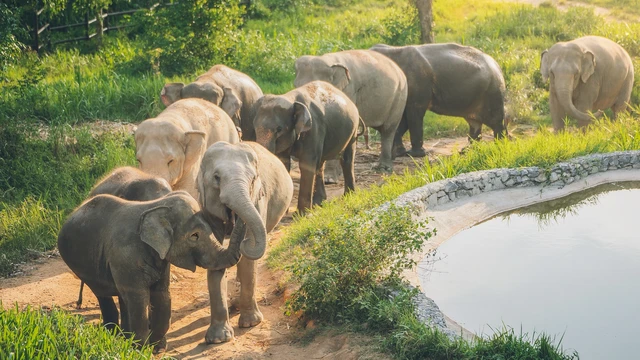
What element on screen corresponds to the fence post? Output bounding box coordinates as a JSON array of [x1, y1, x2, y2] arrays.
[[85, 12, 90, 39]]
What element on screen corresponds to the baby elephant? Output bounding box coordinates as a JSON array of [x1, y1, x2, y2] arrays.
[[75, 166, 173, 309], [58, 191, 249, 352], [198, 141, 293, 343], [253, 80, 359, 213]]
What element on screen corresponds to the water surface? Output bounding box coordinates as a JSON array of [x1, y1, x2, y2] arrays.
[[420, 182, 640, 359]]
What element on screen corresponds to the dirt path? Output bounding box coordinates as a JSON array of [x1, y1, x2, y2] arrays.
[[502, 0, 639, 22], [0, 134, 472, 359]]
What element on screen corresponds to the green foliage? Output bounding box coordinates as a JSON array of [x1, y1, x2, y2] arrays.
[[287, 206, 431, 321], [0, 4, 25, 76], [0, 305, 156, 359], [137, 0, 245, 77], [0, 124, 135, 275]]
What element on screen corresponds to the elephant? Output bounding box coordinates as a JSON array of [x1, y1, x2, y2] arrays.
[[57, 191, 251, 351], [135, 98, 239, 199], [197, 141, 293, 344], [540, 36, 634, 131], [371, 43, 508, 156], [161, 65, 264, 141], [294, 49, 407, 173], [253, 81, 359, 213], [75, 166, 173, 309]]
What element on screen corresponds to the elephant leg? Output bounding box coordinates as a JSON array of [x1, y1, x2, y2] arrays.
[[341, 140, 356, 194], [393, 112, 410, 157], [406, 107, 428, 157], [237, 257, 263, 328], [119, 289, 151, 346], [612, 75, 634, 119], [205, 268, 233, 344], [297, 156, 317, 214], [118, 296, 129, 333], [313, 161, 327, 206], [97, 296, 119, 331], [76, 281, 84, 309], [364, 127, 370, 149], [323, 159, 342, 185], [377, 126, 396, 173], [466, 118, 483, 142], [149, 267, 171, 352], [574, 88, 599, 129]]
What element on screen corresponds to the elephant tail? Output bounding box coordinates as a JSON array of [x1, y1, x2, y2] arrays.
[[356, 116, 366, 137]]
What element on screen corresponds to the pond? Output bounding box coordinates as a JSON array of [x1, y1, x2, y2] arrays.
[[420, 182, 640, 359]]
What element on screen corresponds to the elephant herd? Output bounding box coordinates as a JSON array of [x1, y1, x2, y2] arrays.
[[56, 35, 634, 352]]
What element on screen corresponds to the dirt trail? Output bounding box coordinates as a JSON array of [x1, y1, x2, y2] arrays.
[[0, 134, 471, 359]]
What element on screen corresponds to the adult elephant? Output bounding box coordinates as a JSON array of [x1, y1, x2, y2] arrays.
[[161, 65, 264, 141], [294, 50, 407, 173], [254, 81, 359, 213], [135, 98, 239, 199], [371, 43, 508, 157], [58, 191, 249, 352], [75, 166, 173, 309], [540, 36, 634, 131], [198, 141, 293, 344]]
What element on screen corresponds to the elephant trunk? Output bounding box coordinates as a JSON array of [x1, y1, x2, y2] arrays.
[[209, 220, 246, 270], [554, 81, 597, 124], [221, 180, 267, 260]]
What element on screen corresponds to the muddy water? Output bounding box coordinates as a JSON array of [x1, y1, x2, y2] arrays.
[[420, 182, 640, 359]]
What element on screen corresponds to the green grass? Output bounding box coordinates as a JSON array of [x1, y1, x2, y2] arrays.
[[0, 305, 156, 359], [0, 124, 135, 276]]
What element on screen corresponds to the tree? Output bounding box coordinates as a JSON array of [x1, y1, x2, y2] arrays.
[[414, 0, 433, 43]]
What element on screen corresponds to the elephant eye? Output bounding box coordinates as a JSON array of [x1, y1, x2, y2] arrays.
[[190, 232, 199, 241], [276, 126, 283, 133], [213, 174, 221, 184], [168, 159, 174, 166]]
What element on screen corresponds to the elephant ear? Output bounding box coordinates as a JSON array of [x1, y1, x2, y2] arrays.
[[540, 50, 550, 82], [183, 82, 224, 105], [183, 130, 207, 178], [138, 206, 173, 259], [331, 64, 351, 90], [293, 101, 312, 138], [161, 83, 185, 107], [221, 87, 243, 127], [581, 51, 596, 83]]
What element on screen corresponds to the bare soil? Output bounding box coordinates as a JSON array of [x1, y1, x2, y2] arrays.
[[0, 133, 470, 359]]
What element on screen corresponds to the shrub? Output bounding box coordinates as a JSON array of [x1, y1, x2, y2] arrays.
[[136, 0, 246, 77]]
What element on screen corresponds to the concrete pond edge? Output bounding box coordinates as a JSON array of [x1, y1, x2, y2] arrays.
[[375, 150, 640, 339]]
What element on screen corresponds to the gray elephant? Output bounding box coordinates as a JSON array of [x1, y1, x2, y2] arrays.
[[254, 81, 359, 213], [75, 166, 173, 309], [197, 141, 293, 344], [294, 50, 407, 172], [540, 36, 634, 131], [161, 65, 264, 141], [371, 43, 508, 156], [135, 98, 239, 199], [58, 191, 250, 351]]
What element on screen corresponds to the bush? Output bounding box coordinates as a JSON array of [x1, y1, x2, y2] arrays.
[[286, 205, 431, 322], [0, 305, 156, 358], [136, 0, 246, 77]]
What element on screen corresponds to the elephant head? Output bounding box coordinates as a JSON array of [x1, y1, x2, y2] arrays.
[[135, 119, 206, 188], [197, 142, 268, 260], [138, 191, 245, 271], [161, 82, 243, 126], [540, 45, 602, 123], [252, 95, 312, 156], [294, 55, 351, 90]]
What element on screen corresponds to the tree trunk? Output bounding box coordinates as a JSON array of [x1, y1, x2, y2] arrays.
[[414, 0, 434, 44]]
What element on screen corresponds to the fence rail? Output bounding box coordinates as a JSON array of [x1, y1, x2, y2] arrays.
[[32, 1, 251, 53]]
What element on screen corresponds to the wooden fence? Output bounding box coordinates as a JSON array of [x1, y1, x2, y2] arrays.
[[32, 1, 251, 53]]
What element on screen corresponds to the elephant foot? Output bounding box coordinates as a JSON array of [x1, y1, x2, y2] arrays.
[[393, 146, 408, 157], [238, 309, 263, 328], [324, 176, 338, 185], [406, 147, 428, 158], [152, 337, 167, 354], [205, 321, 234, 344], [373, 163, 393, 174]]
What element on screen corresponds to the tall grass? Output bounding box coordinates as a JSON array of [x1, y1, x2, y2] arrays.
[[0, 305, 156, 359]]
